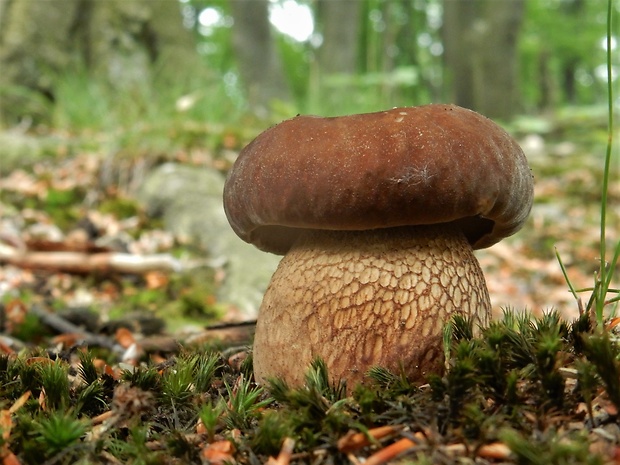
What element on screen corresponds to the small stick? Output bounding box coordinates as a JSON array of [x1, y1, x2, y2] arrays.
[[0, 248, 185, 275], [338, 425, 402, 453], [28, 305, 117, 350], [267, 437, 295, 465], [363, 438, 416, 465]]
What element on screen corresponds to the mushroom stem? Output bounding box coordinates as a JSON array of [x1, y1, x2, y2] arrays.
[[253, 224, 491, 388]]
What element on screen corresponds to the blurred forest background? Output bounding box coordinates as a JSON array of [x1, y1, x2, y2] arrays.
[[0, 0, 617, 131]]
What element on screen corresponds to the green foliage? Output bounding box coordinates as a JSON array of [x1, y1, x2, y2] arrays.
[[199, 400, 225, 442], [501, 428, 603, 465], [574, 357, 598, 424], [98, 196, 141, 219], [267, 359, 359, 449], [50, 64, 249, 156], [37, 360, 71, 410], [14, 410, 88, 464], [594, 0, 620, 321], [224, 376, 272, 430], [366, 365, 417, 396], [77, 350, 100, 385], [269, 358, 347, 415], [109, 269, 221, 330], [2, 311, 620, 463], [106, 424, 163, 465], [554, 0, 619, 325], [580, 332, 620, 412], [430, 309, 577, 431], [9, 312, 50, 344], [275, 34, 311, 103], [34, 411, 87, 457], [251, 410, 294, 456], [75, 352, 110, 417], [520, 0, 615, 108], [75, 379, 107, 417], [122, 365, 161, 392], [161, 352, 221, 405], [161, 360, 199, 406]]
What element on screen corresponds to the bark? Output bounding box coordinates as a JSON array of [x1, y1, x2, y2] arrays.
[[538, 49, 554, 110], [0, 0, 196, 125], [0, 248, 187, 275], [443, 0, 477, 110], [316, 0, 361, 74], [229, 0, 290, 115], [443, 0, 525, 119], [88, 0, 196, 87], [0, 0, 82, 122], [313, 0, 362, 112]]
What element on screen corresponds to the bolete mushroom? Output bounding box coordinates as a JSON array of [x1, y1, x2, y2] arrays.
[[223, 104, 533, 388]]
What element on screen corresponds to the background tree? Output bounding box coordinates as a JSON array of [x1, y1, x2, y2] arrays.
[[0, 0, 615, 128], [520, 0, 607, 112], [315, 0, 362, 76], [229, 0, 291, 115], [443, 0, 525, 119], [0, 0, 196, 125]]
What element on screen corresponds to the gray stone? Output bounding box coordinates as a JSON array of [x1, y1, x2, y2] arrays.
[[137, 163, 279, 317]]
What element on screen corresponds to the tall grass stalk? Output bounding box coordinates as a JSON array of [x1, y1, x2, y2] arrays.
[[594, 0, 620, 323], [559, 0, 619, 323]]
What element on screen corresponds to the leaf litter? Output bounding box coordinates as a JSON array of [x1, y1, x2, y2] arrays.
[[0, 119, 618, 464]]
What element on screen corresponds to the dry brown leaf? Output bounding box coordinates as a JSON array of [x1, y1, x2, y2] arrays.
[[2, 452, 21, 465], [25, 357, 54, 366], [145, 271, 169, 289], [478, 442, 512, 460], [51, 333, 82, 348], [201, 440, 236, 465], [115, 327, 136, 348]]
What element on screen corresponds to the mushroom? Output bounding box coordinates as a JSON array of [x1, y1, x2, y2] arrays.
[[223, 104, 533, 388]]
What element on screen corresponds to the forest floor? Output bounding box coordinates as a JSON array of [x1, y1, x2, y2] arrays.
[[0, 108, 618, 464]]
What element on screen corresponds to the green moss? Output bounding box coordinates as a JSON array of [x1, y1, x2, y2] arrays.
[[98, 196, 141, 219]]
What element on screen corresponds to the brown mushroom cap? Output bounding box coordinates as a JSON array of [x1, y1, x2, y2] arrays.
[[223, 104, 533, 255]]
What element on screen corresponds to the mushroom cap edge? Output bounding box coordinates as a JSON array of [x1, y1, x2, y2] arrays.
[[223, 104, 534, 255]]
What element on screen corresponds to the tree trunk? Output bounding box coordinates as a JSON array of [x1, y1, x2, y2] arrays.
[[0, 0, 196, 125], [0, 0, 81, 123], [229, 0, 290, 115], [316, 0, 361, 75], [443, 0, 477, 110], [443, 0, 525, 120], [312, 0, 362, 114]]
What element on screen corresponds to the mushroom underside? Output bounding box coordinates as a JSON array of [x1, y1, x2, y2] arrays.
[[252, 224, 491, 389]]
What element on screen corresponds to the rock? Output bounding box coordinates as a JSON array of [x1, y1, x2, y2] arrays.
[[137, 163, 279, 317]]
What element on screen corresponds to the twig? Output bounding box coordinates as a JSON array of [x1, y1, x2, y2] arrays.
[[29, 305, 117, 351], [363, 437, 417, 465], [0, 246, 190, 275], [267, 437, 295, 465], [338, 425, 403, 453]]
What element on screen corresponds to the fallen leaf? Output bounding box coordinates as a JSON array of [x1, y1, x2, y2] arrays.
[[201, 440, 236, 465]]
